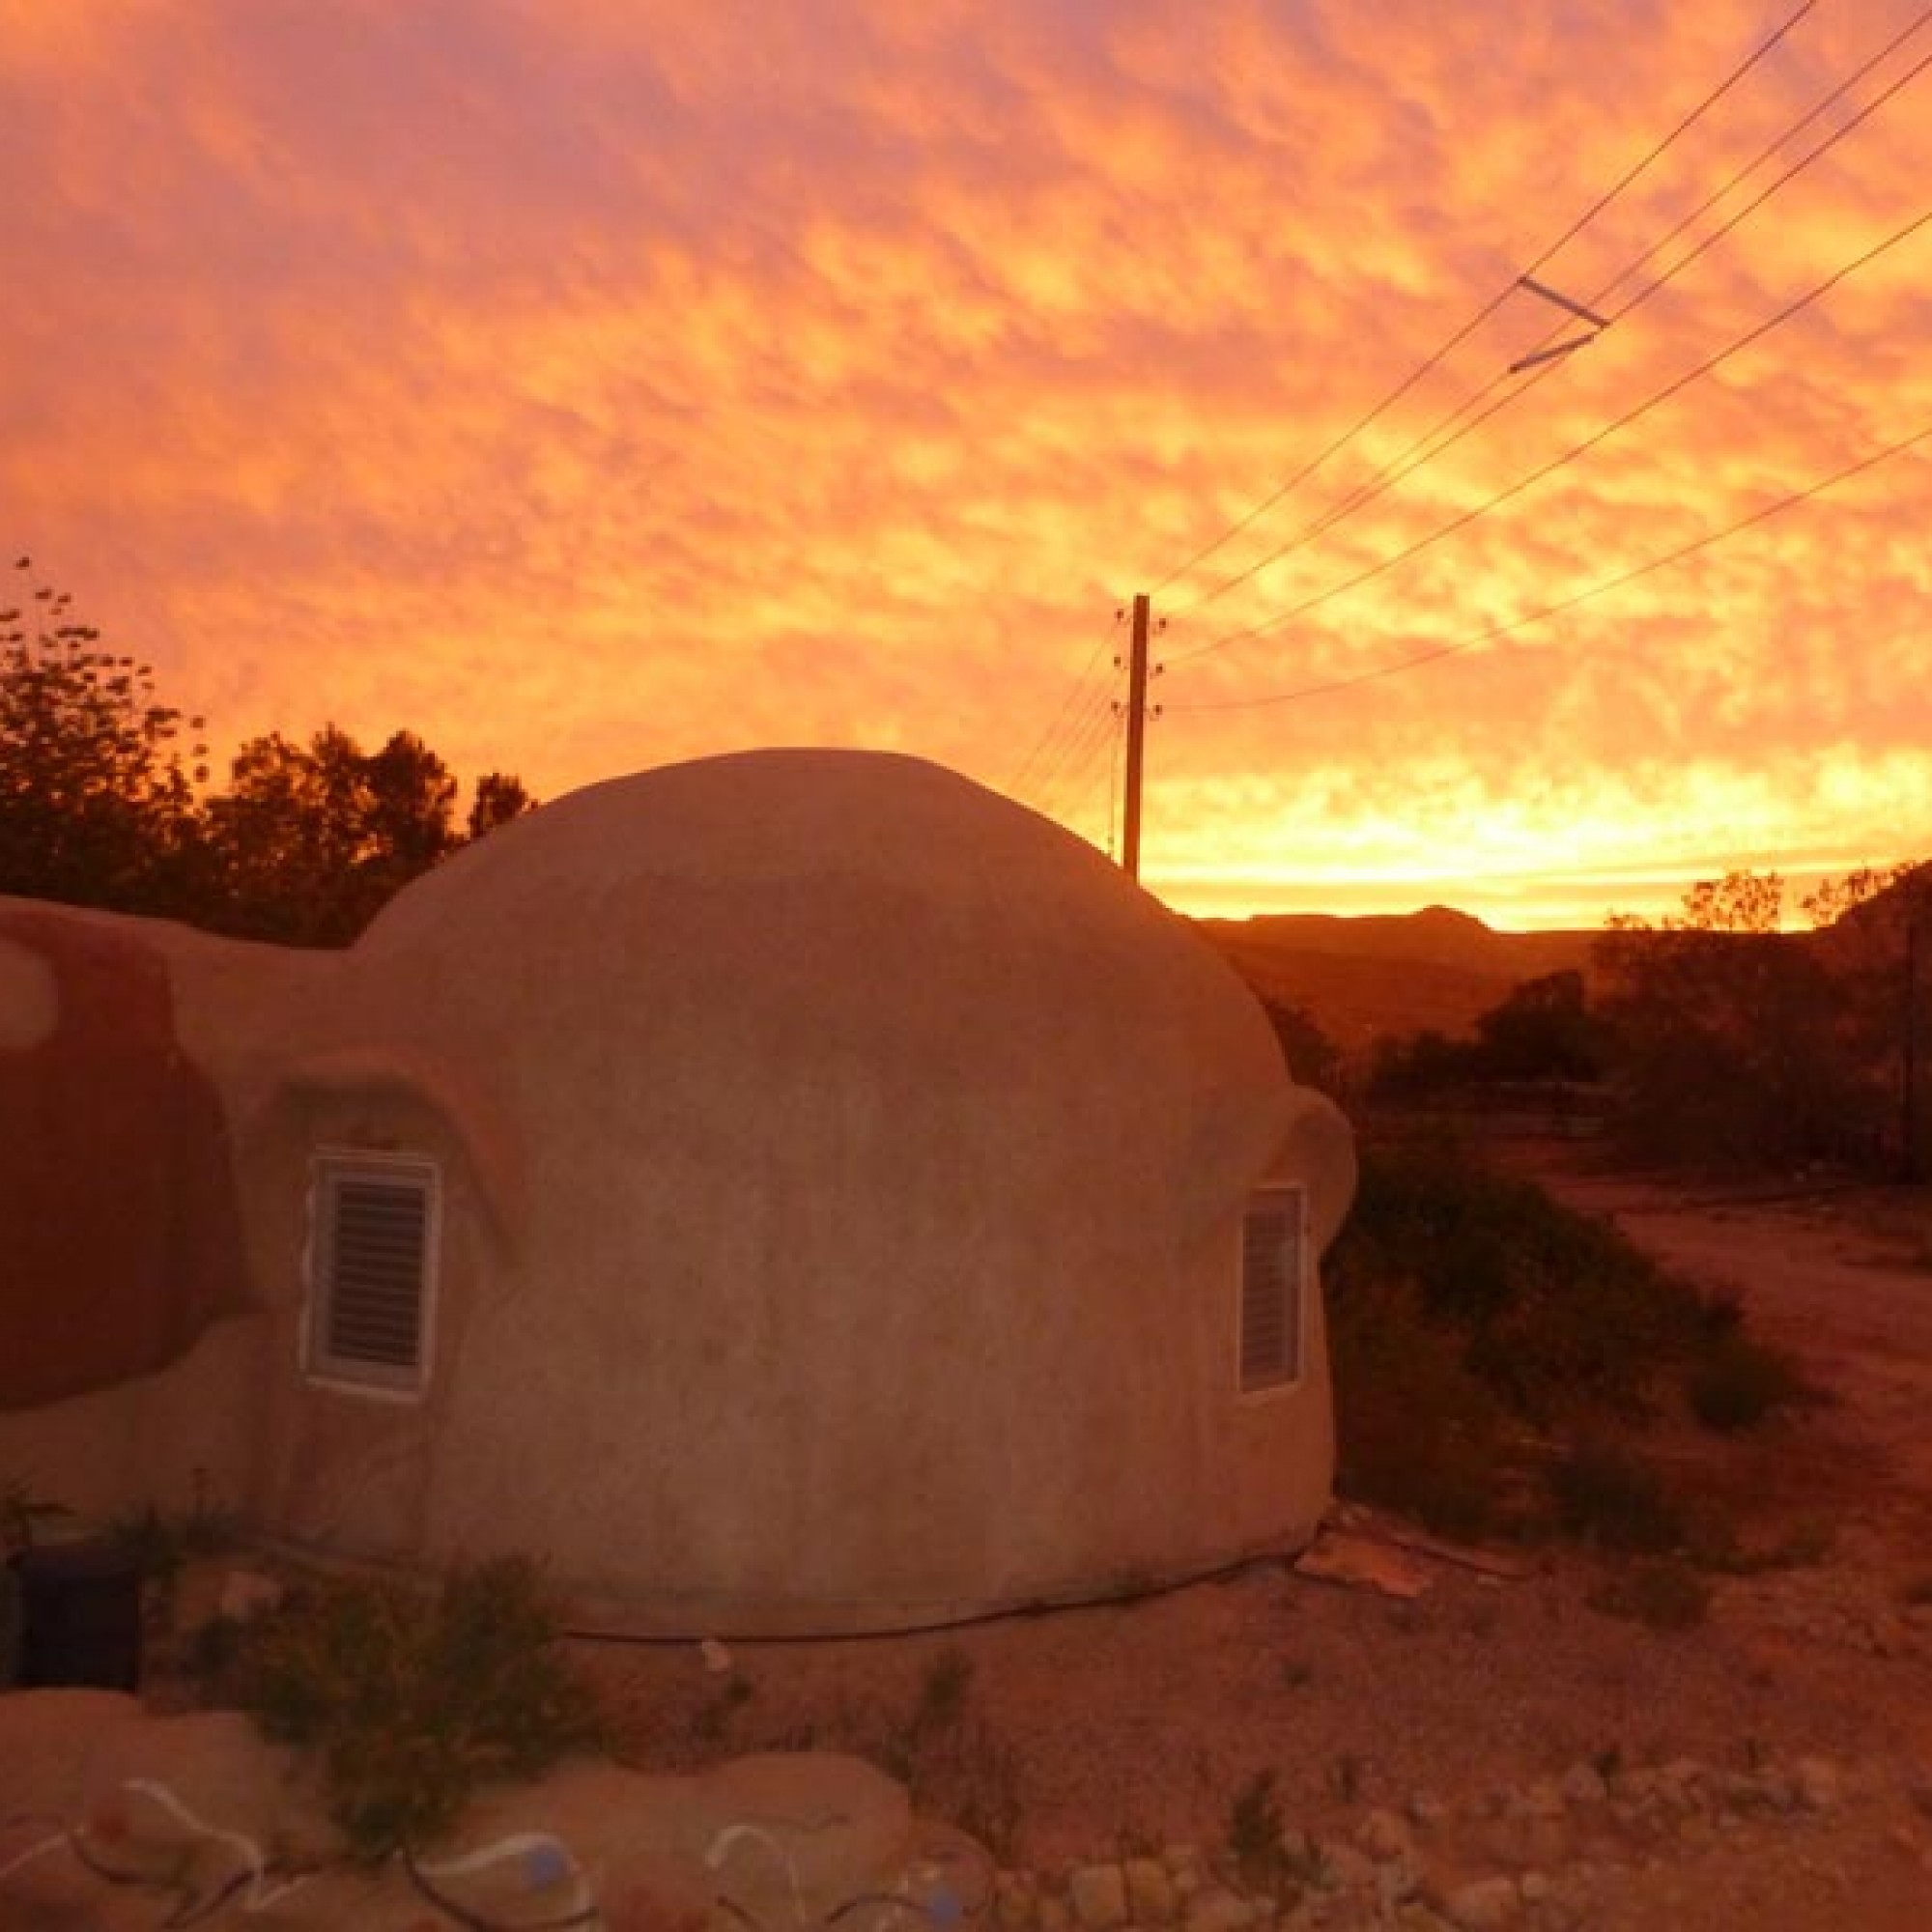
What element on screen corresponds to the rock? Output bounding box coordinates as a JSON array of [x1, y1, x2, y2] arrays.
[[700, 1752, 915, 1922], [1375, 1852, 1424, 1910], [1558, 1761, 1608, 1807], [1793, 1756, 1841, 1813], [1185, 1884, 1257, 1932], [1406, 1794, 1451, 1831], [1279, 1828, 1316, 1871], [1321, 1842, 1376, 1892], [1518, 1779, 1566, 1820], [1068, 1861, 1128, 1930], [1356, 1808, 1414, 1861], [1441, 1875, 1520, 1929], [1125, 1856, 1179, 1924], [997, 1873, 1037, 1929]]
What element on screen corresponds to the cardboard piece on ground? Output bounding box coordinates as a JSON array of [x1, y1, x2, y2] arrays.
[[1293, 1529, 1432, 1600]]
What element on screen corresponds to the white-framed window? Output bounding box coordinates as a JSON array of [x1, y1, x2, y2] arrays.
[[1238, 1181, 1307, 1395], [305, 1151, 439, 1395]]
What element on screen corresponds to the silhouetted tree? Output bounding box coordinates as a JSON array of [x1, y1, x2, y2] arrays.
[[467, 770, 537, 840], [1474, 969, 1606, 1083], [1, 560, 534, 944], [1595, 869, 1857, 1172], [0, 558, 207, 915], [203, 726, 469, 944], [1259, 995, 1343, 1094]]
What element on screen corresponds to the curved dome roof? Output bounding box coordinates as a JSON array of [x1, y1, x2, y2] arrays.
[[332, 751, 1318, 1629], [356, 750, 1283, 1204]]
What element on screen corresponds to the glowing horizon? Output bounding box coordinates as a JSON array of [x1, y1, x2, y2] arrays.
[[6, 1, 1929, 934]]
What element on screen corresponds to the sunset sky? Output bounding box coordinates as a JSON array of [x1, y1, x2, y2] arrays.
[[6, 0, 1930, 927]]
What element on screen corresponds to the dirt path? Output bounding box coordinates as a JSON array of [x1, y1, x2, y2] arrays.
[[1522, 1161, 1932, 1553]]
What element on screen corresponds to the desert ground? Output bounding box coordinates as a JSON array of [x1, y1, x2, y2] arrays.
[[580, 1146, 1932, 1930]]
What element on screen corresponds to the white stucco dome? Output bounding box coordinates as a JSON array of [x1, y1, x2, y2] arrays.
[[287, 750, 1350, 1629]]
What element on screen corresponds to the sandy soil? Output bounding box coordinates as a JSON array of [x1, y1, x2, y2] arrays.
[[579, 1149, 1932, 1929]]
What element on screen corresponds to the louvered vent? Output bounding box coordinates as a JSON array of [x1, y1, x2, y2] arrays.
[[326, 1180, 427, 1367], [309, 1155, 436, 1390], [1239, 1186, 1305, 1393]]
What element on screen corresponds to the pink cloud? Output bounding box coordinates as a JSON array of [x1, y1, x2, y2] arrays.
[[3, 0, 1928, 923]]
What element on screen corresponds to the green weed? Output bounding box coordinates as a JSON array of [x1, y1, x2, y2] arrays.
[[1225, 1766, 1289, 1895], [236, 1555, 605, 1861]]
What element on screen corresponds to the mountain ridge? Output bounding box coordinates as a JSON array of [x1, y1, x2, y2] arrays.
[[1194, 905, 1600, 1051]]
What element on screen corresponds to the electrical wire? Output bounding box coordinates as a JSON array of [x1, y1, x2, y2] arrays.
[[1165, 415, 1932, 714], [1146, 0, 1825, 608], [1165, 195, 1932, 668], [1032, 690, 1122, 821], [1163, 7, 1932, 646], [1006, 613, 1121, 800]]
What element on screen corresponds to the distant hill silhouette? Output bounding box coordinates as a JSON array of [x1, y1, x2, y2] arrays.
[[1197, 906, 1599, 1052]]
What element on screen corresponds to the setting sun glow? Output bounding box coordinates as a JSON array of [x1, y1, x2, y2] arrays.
[[5, 0, 1929, 927]]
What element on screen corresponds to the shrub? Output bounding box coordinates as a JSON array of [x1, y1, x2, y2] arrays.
[[1325, 1271, 1512, 1541], [1687, 1332, 1813, 1432], [236, 1555, 604, 1861], [782, 1655, 1026, 1861], [1328, 1138, 1705, 1428], [1226, 1766, 1289, 1895], [1548, 1443, 1686, 1553], [1587, 1559, 1711, 1632]]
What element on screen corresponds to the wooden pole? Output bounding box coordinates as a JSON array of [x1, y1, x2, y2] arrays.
[[1122, 592, 1150, 881]]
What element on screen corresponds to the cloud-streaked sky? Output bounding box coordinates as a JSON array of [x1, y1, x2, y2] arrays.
[[7, 0, 1930, 926]]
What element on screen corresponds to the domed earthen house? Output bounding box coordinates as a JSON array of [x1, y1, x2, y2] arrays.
[[0, 751, 1354, 1634]]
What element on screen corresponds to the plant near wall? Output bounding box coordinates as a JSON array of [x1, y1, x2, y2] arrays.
[[235, 1555, 606, 1863], [1, 1476, 71, 1690], [1, 1476, 72, 1554]]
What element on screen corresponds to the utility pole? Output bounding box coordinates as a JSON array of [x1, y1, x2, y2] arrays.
[[1122, 592, 1151, 881], [1904, 905, 1922, 1182]]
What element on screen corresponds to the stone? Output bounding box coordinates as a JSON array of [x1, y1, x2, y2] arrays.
[[1125, 1856, 1179, 1924], [1441, 1876, 1520, 1930], [1557, 1761, 1608, 1807], [997, 1873, 1037, 1929], [1375, 1853, 1424, 1910], [1068, 1861, 1128, 1931], [1793, 1756, 1840, 1813], [1356, 1808, 1414, 1862], [1519, 1779, 1566, 1820], [1321, 1842, 1376, 1892], [1185, 1884, 1258, 1932]]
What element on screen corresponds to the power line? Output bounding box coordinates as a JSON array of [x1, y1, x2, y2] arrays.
[[1166, 196, 1932, 668], [1166, 415, 1932, 714], [1162, 6, 1932, 636], [1599, 6, 1932, 327], [1031, 684, 1122, 818], [1008, 612, 1121, 799], [1146, 0, 1825, 610]]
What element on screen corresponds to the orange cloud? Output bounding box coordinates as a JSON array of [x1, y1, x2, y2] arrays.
[[3, 0, 1929, 928]]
